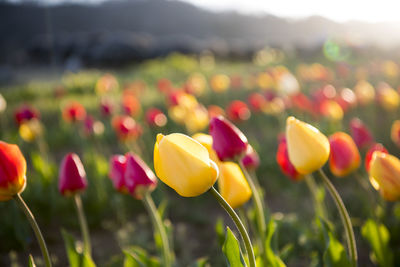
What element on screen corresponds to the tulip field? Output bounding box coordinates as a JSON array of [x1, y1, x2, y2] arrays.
[[2, 50, 400, 267]]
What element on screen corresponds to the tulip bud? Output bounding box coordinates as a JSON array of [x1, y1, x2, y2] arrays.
[[62, 101, 86, 122], [109, 155, 131, 194], [19, 119, 43, 142], [369, 152, 400, 201], [377, 86, 399, 111], [354, 80, 375, 105], [112, 115, 142, 141], [209, 116, 248, 161], [349, 118, 373, 149], [391, 120, 400, 147], [0, 93, 6, 114], [286, 116, 330, 174], [240, 145, 260, 170], [328, 132, 360, 177], [154, 133, 219, 197], [14, 105, 40, 125], [365, 143, 388, 172], [125, 152, 157, 199], [276, 136, 303, 181], [0, 141, 27, 201], [122, 95, 141, 117], [218, 161, 252, 209], [100, 98, 113, 117], [59, 153, 88, 196]]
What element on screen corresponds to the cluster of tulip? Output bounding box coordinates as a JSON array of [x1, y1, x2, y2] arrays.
[[3, 53, 400, 266]]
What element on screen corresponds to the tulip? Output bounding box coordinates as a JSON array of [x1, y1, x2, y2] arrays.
[[0, 141, 52, 266], [100, 98, 113, 117], [125, 152, 157, 199], [184, 106, 209, 133], [109, 155, 130, 193], [146, 108, 167, 127], [365, 143, 388, 172], [19, 118, 43, 143], [319, 100, 344, 121], [241, 145, 260, 170], [248, 93, 266, 112], [226, 100, 251, 121], [95, 73, 119, 95], [354, 80, 375, 105], [62, 101, 86, 122], [377, 86, 400, 111], [391, 120, 400, 147], [154, 133, 219, 197], [286, 116, 330, 174], [290, 93, 314, 114], [112, 115, 142, 141], [210, 74, 230, 92], [329, 132, 360, 177], [83, 116, 104, 137], [218, 161, 252, 209], [14, 105, 40, 125], [157, 78, 173, 94], [0, 141, 27, 201], [349, 118, 373, 149], [369, 152, 400, 201], [209, 116, 248, 161], [122, 94, 141, 117], [207, 104, 225, 118], [58, 153, 88, 196], [276, 136, 303, 181], [192, 132, 219, 162], [186, 73, 207, 96]]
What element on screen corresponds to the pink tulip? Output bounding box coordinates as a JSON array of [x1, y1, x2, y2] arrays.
[[59, 153, 87, 196]]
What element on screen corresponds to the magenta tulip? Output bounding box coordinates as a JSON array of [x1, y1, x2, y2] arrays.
[[125, 152, 157, 199], [209, 116, 248, 161], [109, 155, 131, 193], [240, 145, 260, 170], [59, 153, 88, 196]]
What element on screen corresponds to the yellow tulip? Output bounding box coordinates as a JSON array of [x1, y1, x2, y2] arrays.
[[377, 87, 399, 111], [354, 80, 375, 105], [192, 133, 219, 162], [369, 151, 400, 201], [19, 119, 43, 142], [154, 133, 219, 197], [192, 133, 251, 208], [286, 116, 330, 174], [218, 162, 252, 209]]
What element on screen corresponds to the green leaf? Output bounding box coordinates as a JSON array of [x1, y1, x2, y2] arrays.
[[123, 247, 160, 267], [361, 219, 393, 267], [61, 229, 96, 267], [215, 217, 225, 247], [28, 255, 36, 267], [319, 220, 351, 267], [264, 219, 286, 267], [222, 227, 246, 267]]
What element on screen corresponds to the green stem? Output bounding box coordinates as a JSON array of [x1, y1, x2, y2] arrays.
[[238, 160, 267, 239], [142, 192, 172, 267], [73, 194, 92, 256], [14, 194, 52, 267], [317, 169, 357, 267], [209, 186, 256, 267]]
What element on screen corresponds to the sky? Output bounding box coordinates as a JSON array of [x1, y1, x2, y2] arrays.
[[179, 0, 400, 23], [7, 0, 400, 23]]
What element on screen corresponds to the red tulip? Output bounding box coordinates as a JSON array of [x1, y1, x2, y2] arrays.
[[62, 101, 86, 122], [109, 155, 131, 193], [59, 153, 87, 196], [14, 105, 40, 125], [167, 90, 184, 106], [276, 136, 302, 181], [240, 145, 260, 170], [125, 152, 157, 199], [349, 118, 373, 149], [226, 100, 251, 121], [290, 93, 314, 114], [112, 115, 142, 141], [122, 95, 141, 117], [157, 78, 173, 94], [329, 132, 360, 177], [248, 93, 266, 112], [145, 108, 167, 127], [365, 143, 388, 172], [209, 116, 248, 161], [0, 141, 27, 201]]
